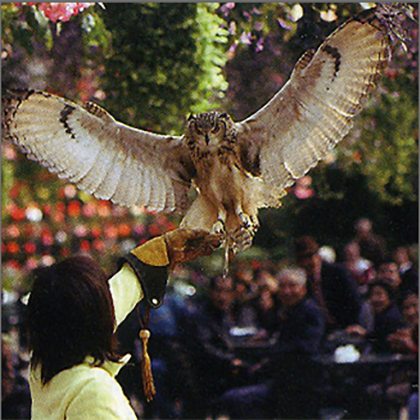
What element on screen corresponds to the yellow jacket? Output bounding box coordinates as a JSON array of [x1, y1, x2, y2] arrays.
[[30, 265, 145, 419]]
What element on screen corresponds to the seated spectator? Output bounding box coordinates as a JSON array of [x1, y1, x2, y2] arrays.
[[376, 260, 415, 309], [295, 236, 361, 332], [273, 267, 326, 354], [387, 293, 418, 354], [215, 267, 326, 419], [368, 293, 418, 417], [392, 246, 419, 296], [342, 241, 375, 296], [353, 218, 388, 267], [347, 282, 404, 354]]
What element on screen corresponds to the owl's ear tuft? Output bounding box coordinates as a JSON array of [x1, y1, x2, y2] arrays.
[[219, 112, 229, 119], [187, 114, 196, 121]]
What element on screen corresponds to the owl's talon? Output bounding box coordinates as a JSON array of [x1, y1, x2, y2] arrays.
[[238, 212, 251, 229], [211, 218, 226, 236], [230, 225, 254, 252]]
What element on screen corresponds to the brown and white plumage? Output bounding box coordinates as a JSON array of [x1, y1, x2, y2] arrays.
[[2, 6, 401, 256]]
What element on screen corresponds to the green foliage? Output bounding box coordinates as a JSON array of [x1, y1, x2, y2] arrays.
[[189, 3, 228, 113], [81, 9, 112, 57], [99, 3, 228, 133], [351, 75, 418, 205], [1, 4, 51, 55]]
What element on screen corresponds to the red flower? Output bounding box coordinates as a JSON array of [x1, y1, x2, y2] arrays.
[[42, 203, 53, 216], [91, 226, 102, 238], [67, 200, 81, 217], [56, 202, 66, 213], [24, 242, 37, 254], [7, 241, 20, 254], [6, 224, 20, 239], [4, 259, 21, 270], [82, 202, 97, 217], [105, 225, 118, 239], [41, 229, 54, 246], [118, 223, 131, 237], [9, 205, 25, 221], [80, 240, 91, 252], [98, 201, 111, 217]]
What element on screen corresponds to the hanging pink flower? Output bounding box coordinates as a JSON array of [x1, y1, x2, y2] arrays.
[[294, 176, 314, 200], [34, 3, 93, 24]]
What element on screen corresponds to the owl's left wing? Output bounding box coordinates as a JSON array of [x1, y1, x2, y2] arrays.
[[235, 7, 391, 203]]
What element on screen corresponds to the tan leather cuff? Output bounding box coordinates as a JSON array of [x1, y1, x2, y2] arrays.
[[130, 236, 169, 267]]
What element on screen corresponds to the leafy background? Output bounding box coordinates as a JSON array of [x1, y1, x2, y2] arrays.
[[2, 2, 418, 293]]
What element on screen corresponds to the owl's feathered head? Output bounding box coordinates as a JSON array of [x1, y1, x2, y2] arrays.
[[185, 112, 235, 151]]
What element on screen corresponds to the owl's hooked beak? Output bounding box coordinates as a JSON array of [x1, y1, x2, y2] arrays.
[[205, 134, 210, 145]]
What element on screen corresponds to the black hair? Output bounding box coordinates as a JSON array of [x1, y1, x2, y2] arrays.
[[27, 255, 121, 384]]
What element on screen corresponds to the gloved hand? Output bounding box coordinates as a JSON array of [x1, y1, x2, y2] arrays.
[[164, 228, 222, 269], [130, 228, 222, 270]]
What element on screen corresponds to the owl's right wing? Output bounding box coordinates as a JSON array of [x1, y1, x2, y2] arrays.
[[2, 90, 195, 213], [235, 6, 391, 204]]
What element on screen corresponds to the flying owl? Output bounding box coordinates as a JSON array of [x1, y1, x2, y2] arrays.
[[2, 6, 405, 260]]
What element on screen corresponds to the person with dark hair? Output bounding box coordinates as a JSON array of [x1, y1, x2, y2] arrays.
[[377, 259, 418, 310], [294, 235, 362, 332], [347, 281, 405, 354], [26, 228, 220, 419]]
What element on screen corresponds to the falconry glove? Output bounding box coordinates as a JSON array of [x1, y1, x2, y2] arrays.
[[123, 228, 222, 308]]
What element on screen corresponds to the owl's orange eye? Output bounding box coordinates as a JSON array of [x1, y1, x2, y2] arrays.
[[212, 125, 220, 134]]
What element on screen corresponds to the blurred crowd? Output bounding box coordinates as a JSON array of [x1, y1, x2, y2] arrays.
[[2, 217, 418, 419]]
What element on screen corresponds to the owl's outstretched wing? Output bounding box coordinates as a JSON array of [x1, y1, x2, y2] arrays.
[[236, 7, 390, 205], [2, 90, 195, 213]]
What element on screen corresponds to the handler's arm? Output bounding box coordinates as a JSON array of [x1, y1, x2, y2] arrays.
[[109, 265, 145, 327], [108, 228, 220, 328]]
